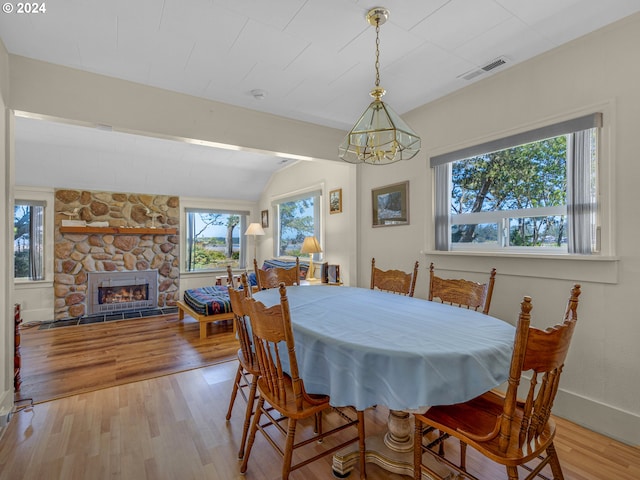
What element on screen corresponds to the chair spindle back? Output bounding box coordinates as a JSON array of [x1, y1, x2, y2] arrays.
[[254, 258, 300, 290], [370, 257, 419, 297], [243, 283, 307, 411], [227, 284, 255, 371], [495, 284, 581, 452], [428, 262, 497, 314]]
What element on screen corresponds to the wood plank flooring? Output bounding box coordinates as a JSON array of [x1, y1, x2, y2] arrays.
[[1, 361, 639, 480], [4, 314, 639, 479], [16, 312, 238, 403]]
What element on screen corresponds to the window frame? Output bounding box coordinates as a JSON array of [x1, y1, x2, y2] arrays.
[[450, 205, 568, 253], [14, 199, 46, 281], [432, 112, 603, 256], [272, 187, 323, 261], [183, 207, 249, 273]]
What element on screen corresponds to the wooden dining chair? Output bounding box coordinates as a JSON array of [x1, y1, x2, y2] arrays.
[[428, 262, 497, 314], [370, 257, 419, 297], [253, 257, 300, 290], [225, 276, 259, 460], [413, 284, 582, 480], [225, 264, 236, 288], [240, 283, 367, 480]]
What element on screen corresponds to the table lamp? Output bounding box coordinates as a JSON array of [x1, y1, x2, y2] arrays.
[[300, 236, 322, 280], [244, 223, 265, 264]]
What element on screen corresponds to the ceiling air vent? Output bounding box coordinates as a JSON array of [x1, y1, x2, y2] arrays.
[[458, 56, 509, 81], [482, 56, 507, 71]]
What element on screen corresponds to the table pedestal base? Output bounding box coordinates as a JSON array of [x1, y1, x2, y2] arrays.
[[332, 410, 453, 479]]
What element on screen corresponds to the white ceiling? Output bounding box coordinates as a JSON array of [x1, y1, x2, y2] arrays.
[[3, 0, 639, 199]]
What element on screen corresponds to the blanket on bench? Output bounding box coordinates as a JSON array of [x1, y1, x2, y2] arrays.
[[183, 285, 232, 316]]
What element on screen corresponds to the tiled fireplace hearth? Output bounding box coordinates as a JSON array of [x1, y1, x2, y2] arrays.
[[54, 189, 180, 320]]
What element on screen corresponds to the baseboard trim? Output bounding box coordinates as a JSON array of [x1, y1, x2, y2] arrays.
[[0, 389, 14, 442], [554, 388, 640, 446], [19, 307, 53, 323]]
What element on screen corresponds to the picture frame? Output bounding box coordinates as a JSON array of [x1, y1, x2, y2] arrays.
[[261, 209, 269, 228], [329, 188, 342, 214], [372, 181, 409, 227]]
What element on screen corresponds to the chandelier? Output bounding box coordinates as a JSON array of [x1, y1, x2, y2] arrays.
[[339, 7, 421, 165]]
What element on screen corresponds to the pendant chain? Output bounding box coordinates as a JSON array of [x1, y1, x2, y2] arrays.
[[374, 23, 381, 88]]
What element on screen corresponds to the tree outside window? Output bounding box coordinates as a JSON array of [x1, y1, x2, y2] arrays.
[[185, 210, 247, 271], [275, 191, 321, 258], [433, 113, 600, 254], [451, 136, 568, 248], [14, 202, 45, 280]]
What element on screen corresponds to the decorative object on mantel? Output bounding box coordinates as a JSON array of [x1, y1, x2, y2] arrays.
[[58, 207, 80, 219], [61, 219, 87, 227], [87, 221, 109, 227], [143, 206, 163, 228], [338, 7, 421, 165]]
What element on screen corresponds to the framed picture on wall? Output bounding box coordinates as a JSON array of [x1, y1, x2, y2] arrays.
[[261, 209, 269, 228], [329, 188, 342, 214], [372, 181, 409, 227]]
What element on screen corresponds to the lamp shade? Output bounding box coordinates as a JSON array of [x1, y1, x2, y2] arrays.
[[339, 94, 421, 165], [300, 236, 322, 254], [244, 223, 265, 236]]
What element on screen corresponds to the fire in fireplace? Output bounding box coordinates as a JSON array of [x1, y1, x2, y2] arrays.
[[87, 270, 158, 315], [98, 284, 149, 305]]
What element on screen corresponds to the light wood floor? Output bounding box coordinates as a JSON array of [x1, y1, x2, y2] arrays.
[[16, 313, 238, 403], [1, 359, 639, 480], [4, 315, 640, 479]]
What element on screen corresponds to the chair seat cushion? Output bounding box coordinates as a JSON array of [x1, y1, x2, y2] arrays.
[[183, 285, 232, 316]]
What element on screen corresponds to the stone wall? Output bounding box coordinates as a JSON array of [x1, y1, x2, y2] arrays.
[[54, 189, 180, 320]]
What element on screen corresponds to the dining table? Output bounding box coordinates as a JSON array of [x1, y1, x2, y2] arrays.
[[252, 285, 515, 479]]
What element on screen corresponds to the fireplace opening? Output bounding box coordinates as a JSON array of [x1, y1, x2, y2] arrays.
[[87, 270, 158, 315], [98, 284, 149, 305]]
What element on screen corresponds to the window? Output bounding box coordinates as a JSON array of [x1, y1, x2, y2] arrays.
[[185, 209, 248, 271], [14, 200, 45, 280], [274, 189, 322, 258], [433, 113, 601, 254]]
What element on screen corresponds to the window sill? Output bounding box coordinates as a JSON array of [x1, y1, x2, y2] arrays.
[[422, 250, 619, 284], [180, 269, 241, 277], [14, 279, 54, 288]]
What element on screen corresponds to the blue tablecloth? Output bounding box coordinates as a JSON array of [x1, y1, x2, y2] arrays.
[[252, 286, 515, 411]]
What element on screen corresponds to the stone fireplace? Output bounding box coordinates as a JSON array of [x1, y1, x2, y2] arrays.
[[87, 270, 158, 315], [54, 189, 180, 320]]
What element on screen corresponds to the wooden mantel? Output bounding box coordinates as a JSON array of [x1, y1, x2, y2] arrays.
[[59, 226, 177, 235]]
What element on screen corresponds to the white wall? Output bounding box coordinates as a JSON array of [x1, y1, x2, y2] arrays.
[[355, 13, 640, 445], [0, 38, 13, 422]]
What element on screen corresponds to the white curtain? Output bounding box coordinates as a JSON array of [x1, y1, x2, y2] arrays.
[[186, 212, 195, 271], [567, 130, 596, 254], [434, 163, 451, 251], [29, 205, 44, 280]]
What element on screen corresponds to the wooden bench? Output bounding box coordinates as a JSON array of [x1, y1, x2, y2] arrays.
[[177, 300, 234, 340]]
